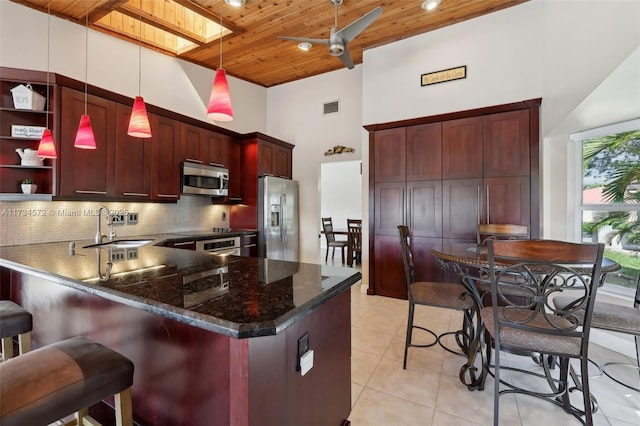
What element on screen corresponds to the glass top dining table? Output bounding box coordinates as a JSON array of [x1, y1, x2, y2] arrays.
[[430, 241, 621, 390]]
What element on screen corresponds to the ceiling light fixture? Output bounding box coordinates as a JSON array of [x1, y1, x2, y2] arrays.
[[224, 0, 246, 6], [421, 0, 441, 11], [37, 1, 57, 159], [298, 42, 312, 52], [127, 11, 152, 138], [207, 9, 234, 122], [74, 1, 97, 149]]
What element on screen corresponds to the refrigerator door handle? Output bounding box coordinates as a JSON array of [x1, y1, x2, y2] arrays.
[[281, 194, 286, 243]]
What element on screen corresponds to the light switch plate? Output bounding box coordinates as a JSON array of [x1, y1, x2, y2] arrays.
[[300, 350, 314, 376]]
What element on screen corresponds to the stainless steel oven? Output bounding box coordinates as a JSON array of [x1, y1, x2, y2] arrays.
[[196, 236, 241, 256]]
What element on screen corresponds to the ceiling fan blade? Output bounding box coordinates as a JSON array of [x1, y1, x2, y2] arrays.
[[336, 7, 382, 43], [337, 45, 354, 69], [278, 36, 329, 45]]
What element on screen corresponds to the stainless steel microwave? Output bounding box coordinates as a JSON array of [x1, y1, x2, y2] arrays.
[[181, 162, 229, 197]]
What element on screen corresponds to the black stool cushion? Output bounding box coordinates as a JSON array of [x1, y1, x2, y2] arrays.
[[0, 301, 32, 338], [0, 336, 134, 426]]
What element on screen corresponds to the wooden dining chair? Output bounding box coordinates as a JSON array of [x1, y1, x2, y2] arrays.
[[321, 217, 348, 263], [347, 219, 362, 266], [476, 223, 530, 245], [481, 239, 605, 426]]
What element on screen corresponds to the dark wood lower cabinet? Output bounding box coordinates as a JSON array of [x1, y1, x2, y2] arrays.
[[6, 271, 351, 426]]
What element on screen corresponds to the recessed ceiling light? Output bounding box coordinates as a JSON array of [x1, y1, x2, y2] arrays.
[[225, 0, 246, 7], [298, 42, 312, 52], [421, 0, 441, 11]]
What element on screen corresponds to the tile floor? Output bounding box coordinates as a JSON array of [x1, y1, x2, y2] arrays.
[[346, 284, 640, 426]]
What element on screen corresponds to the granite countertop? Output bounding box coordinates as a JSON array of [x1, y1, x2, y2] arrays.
[[0, 237, 361, 339]]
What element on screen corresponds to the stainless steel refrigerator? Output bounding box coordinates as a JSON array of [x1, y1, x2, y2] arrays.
[[258, 176, 299, 261]]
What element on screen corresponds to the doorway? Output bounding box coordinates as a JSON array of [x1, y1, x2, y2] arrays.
[[319, 161, 362, 264]]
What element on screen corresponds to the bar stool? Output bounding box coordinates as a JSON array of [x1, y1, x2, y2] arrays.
[[0, 336, 134, 426], [0, 300, 32, 361]]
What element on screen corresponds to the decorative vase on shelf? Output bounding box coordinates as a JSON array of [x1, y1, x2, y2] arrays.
[[21, 180, 37, 194]]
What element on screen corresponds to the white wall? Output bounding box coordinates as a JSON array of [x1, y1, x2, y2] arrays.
[[267, 66, 364, 265], [0, 1, 267, 134]]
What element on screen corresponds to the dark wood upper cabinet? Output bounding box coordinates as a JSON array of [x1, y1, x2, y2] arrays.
[[257, 138, 292, 179], [482, 109, 530, 177], [374, 127, 405, 182], [205, 131, 230, 169], [483, 176, 530, 225], [58, 87, 116, 198], [407, 180, 442, 238], [181, 123, 205, 164], [114, 103, 152, 200], [442, 116, 483, 179], [150, 113, 181, 201], [406, 123, 442, 181]]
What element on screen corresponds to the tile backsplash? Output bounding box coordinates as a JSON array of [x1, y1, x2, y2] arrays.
[[0, 197, 230, 246]]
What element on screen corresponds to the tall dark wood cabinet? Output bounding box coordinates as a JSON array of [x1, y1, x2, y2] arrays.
[[150, 113, 181, 201], [114, 102, 152, 200], [366, 99, 541, 299]]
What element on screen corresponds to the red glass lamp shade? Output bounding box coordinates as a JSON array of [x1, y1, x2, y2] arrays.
[[74, 114, 97, 149], [36, 128, 57, 158], [207, 68, 234, 122], [127, 96, 152, 138]]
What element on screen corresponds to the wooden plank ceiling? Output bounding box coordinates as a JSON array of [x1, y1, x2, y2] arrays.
[[11, 0, 529, 87]]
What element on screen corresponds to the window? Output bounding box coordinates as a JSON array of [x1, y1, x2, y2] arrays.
[[576, 119, 640, 290]]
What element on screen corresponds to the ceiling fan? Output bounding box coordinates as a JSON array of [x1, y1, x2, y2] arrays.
[[278, 0, 383, 70]]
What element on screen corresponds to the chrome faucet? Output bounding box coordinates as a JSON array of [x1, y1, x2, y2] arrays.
[[95, 205, 116, 244]]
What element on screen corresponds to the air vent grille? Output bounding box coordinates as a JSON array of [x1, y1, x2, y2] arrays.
[[323, 101, 339, 115]]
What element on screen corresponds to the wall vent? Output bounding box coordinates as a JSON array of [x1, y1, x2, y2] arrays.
[[323, 100, 339, 115]]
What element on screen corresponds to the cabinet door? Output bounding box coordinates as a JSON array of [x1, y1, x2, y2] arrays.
[[150, 113, 181, 201], [273, 144, 292, 179], [258, 140, 275, 176], [442, 178, 482, 240], [373, 234, 406, 299], [482, 176, 530, 226], [181, 123, 205, 164], [59, 87, 115, 197], [412, 236, 444, 283], [483, 110, 530, 177], [406, 123, 442, 181], [204, 131, 230, 168], [114, 103, 151, 199], [374, 128, 406, 182], [442, 117, 483, 179], [374, 182, 405, 236], [407, 180, 442, 238]]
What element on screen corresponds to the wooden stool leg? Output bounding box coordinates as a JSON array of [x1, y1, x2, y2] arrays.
[[1, 336, 13, 360], [115, 387, 133, 426], [18, 331, 31, 355]]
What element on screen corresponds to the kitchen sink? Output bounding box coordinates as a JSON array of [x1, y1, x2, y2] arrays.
[[82, 239, 154, 249]]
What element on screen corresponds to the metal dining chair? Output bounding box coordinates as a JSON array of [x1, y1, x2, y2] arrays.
[[481, 239, 605, 426], [397, 225, 475, 368], [321, 217, 348, 263], [554, 274, 640, 392]]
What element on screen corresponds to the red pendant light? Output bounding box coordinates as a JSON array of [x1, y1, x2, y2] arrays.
[[74, 114, 97, 149], [207, 9, 233, 122], [74, 3, 96, 150], [37, 2, 57, 159], [37, 129, 57, 158], [207, 68, 233, 121], [128, 14, 152, 138], [128, 96, 152, 137]]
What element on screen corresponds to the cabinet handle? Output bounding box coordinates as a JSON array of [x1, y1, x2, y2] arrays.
[[173, 241, 195, 246], [244, 244, 257, 248], [402, 188, 406, 226], [123, 192, 148, 197], [185, 158, 203, 164], [75, 190, 107, 195], [209, 162, 225, 167], [156, 194, 179, 198], [486, 186, 490, 224], [408, 188, 412, 229], [476, 186, 481, 225], [228, 197, 243, 201]]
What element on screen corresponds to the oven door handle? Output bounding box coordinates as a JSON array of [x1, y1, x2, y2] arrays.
[[208, 248, 240, 256]]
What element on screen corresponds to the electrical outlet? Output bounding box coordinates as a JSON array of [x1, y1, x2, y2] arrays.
[[297, 332, 310, 372], [127, 212, 138, 224], [111, 214, 126, 225], [126, 248, 139, 260], [110, 249, 126, 263], [221, 211, 227, 221]]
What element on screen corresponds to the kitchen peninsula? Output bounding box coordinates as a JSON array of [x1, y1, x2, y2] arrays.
[[0, 238, 360, 426]]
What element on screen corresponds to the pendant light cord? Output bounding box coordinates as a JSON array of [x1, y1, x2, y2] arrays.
[[219, 7, 223, 69], [138, 9, 142, 96], [84, 0, 88, 115], [45, 1, 51, 129]]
